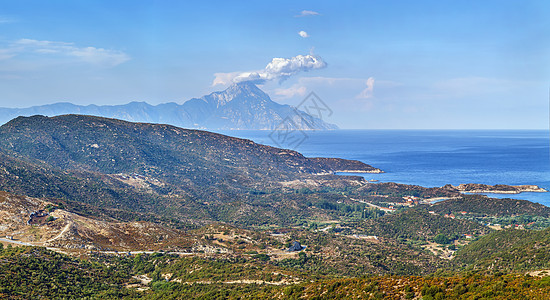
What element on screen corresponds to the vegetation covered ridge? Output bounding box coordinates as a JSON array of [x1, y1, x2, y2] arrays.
[[2, 245, 550, 299]]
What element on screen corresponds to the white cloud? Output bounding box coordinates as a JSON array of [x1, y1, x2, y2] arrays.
[[212, 71, 241, 86], [296, 10, 320, 17], [4, 39, 130, 67], [0, 49, 15, 60], [274, 84, 308, 99], [15, 39, 71, 47], [69, 46, 130, 66], [212, 54, 327, 86], [265, 76, 380, 111], [298, 31, 309, 38], [298, 76, 360, 86], [357, 77, 375, 99]]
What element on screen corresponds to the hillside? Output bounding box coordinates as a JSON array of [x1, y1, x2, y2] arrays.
[[0, 82, 337, 130], [0, 114, 372, 180], [429, 194, 550, 217], [453, 228, 550, 272], [2, 116, 550, 297], [3, 114, 550, 294], [354, 208, 491, 242], [3, 246, 550, 299], [0, 188, 450, 276], [0, 114, 378, 226], [0, 190, 198, 251]]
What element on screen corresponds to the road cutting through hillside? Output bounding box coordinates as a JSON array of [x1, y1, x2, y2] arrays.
[[46, 222, 71, 243]]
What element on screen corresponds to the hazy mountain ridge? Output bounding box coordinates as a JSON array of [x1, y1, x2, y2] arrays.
[[0, 82, 338, 130]]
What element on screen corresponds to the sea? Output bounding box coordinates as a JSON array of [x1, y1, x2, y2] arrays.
[[218, 130, 550, 207]]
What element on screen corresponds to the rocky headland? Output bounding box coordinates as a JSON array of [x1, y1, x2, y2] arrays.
[[444, 183, 547, 194]]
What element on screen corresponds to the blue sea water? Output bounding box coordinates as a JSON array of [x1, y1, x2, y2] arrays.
[[218, 130, 550, 207]]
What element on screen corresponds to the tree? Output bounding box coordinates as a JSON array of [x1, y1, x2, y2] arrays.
[[434, 234, 450, 245]]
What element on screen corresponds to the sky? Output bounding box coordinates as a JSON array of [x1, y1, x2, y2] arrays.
[[0, 0, 549, 129]]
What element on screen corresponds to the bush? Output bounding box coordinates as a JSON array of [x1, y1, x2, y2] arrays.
[[434, 234, 450, 245], [252, 254, 270, 261]]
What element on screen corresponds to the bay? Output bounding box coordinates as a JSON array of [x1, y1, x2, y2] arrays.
[[218, 130, 550, 206]]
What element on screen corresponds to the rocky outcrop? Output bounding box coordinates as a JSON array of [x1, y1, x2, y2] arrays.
[[287, 241, 305, 252], [445, 183, 547, 194]]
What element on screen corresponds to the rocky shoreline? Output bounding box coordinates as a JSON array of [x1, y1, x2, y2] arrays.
[[334, 169, 384, 174], [447, 183, 547, 194]]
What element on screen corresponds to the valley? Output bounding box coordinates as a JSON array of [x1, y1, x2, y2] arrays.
[[1, 115, 550, 298]]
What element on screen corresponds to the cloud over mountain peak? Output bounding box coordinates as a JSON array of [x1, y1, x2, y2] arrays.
[[213, 54, 327, 86]]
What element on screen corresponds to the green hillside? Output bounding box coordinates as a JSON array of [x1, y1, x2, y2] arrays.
[[356, 208, 491, 242], [454, 228, 550, 272]]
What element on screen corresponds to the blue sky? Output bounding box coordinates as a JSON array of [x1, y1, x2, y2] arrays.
[[0, 0, 549, 129]]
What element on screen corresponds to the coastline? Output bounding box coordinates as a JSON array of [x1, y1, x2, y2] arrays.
[[334, 169, 384, 174], [424, 196, 461, 203], [223, 130, 550, 207], [337, 171, 546, 195], [461, 190, 544, 195], [453, 184, 547, 194]]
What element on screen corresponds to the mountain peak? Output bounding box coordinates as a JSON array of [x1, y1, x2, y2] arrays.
[[196, 81, 270, 110], [0, 81, 338, 130], [231, 80, 258, 88], [224, 81, 266, 99]]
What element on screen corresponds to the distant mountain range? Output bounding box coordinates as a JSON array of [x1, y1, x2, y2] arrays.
[[0, 82, 338, 130]]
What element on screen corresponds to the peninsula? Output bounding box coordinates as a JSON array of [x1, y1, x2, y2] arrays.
[[446, 183, 547, 194]]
